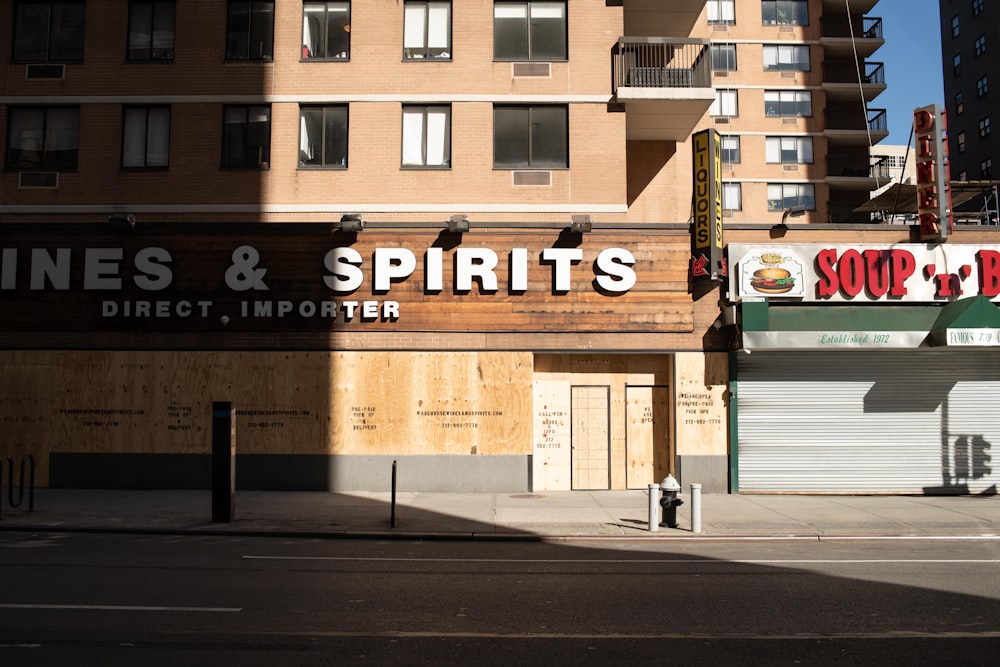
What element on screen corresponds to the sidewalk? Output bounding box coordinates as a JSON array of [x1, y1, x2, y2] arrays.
[[1, 488, 999, 540]]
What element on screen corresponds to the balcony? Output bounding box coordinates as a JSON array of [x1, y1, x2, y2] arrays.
[[821, 16, 884, 57], [826, 154, 892, 190], [823, 0, 878, 14], [612, 37, 714, 141], [623, 0, 707, 37], [823, 61, 886, 101], [825, 108, 888, 146]]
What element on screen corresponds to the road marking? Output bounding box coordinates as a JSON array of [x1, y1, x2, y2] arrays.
[[243, 555, 1000, 565], [0, 604, 241, 612]]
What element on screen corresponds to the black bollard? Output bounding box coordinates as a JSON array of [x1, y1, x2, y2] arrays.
[[212, 401, 236, 523]]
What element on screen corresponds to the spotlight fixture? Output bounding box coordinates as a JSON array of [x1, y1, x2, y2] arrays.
[[569, 214, 592, 233], [777, 205, 807, 227], [447, 214, 470, 233], [340, 213, 365, 233], [107, 213, 136, 231]]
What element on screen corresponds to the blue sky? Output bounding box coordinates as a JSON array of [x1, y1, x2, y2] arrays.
[[877, 0, 945, 146]]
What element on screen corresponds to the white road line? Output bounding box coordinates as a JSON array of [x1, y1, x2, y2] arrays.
[[0, 604, 241, 612], [243, 555, 1000, 565]]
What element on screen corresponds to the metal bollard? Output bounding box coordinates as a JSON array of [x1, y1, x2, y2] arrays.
[[691, 483, 702, 534], [648, 483, 660, 532]]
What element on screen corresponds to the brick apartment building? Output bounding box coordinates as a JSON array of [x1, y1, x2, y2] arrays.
[[3, 1, 996, 496]]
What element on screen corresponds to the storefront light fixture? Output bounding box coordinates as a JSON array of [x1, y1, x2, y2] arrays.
[[447, 214, 470, 233], [570, 215, 592, 233], [340, 214, 365, 233], [107, 212, 136, 231], [775, 205, 807, 229]]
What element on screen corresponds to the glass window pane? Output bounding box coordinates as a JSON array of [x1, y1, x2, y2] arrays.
[[122, 108, 148, 167], [49, 2, 86, 61], [403, 4, 426, 48], [227, 2, 251, 58], [323, 107, 347, 166], [495, 4, 528, 60], [494, 107, 530, 166], [147, 107, 170, 167], [249, 1, 274, 59], [427, 3, 450, 48], [299, 107, 323, 165], [425, 108, 449, 166], [529, 2, 566, 60], [151, 2, 175, 57], [530, 106, 567, 166], [7, 109, 45, 168], [129, 3, 153, 58], [13, 3, 51, 61], [402, 109, 426, 165], [325, 3, 351, 58]]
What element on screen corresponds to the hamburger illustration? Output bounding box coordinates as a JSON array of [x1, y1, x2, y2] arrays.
[[750, 266, 795, 294]]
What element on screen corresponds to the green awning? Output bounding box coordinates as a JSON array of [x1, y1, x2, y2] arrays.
[[929, 296, 1000, 346]]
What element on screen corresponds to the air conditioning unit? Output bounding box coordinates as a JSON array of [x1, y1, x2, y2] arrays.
[[19, 172, 59, 188], [26, 64, 65, 80], [512, 171, 551, 186], [512, 62, 549, 77]]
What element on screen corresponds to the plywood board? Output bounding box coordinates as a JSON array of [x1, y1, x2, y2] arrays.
[[673, 352, 729, 457]]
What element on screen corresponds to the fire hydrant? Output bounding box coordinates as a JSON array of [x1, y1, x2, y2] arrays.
[[659, 474, 684, 528]]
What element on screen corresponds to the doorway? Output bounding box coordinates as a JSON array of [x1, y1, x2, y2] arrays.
[[571, 385, 611, 490]]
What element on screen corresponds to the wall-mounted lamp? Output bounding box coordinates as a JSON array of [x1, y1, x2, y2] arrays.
[[340, 213, 365, 233], [569, 214, 592, 233], [447, 214, 470, 233], [107, 213, 136, 231], [778, 205, 807, 227]]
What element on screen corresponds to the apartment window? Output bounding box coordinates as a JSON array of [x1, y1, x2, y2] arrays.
[[493, 105, 568, 168], [762, 1, 808, 26], [980, 116, 992, 138], [959, 170, 968, 181], [973, 0, 984, 17], [127, 1, 175, 61], [302, 2, 350, 60], [707, 0, 735, 25], [122, 106, 170, 168], [764, 90, 812, 117], [763, 45, 809, 71], [710, 89, 738, 117], [767, 183, 815, 211], [953, 54, 961, 76], [12, 1, 86, 62], [6, 106, 79, 170], [402, 105, 451, 168], [222, 105, 270, 168], [494, 1, 567, 61], [765, 136, 813, 164], [404, 1, 450, 60], [299, 105, 348, 167], [982, 158, 993, 179], [951, 15, 960, 38], [956, 92, 964, 115], [711, 44, 737, 71], [977, 76, 989, 97], [957, 131, 966, 153], [226, 0, 274, 61], [975, 35, 987, 57], [720, 135, 740, 164], [722, 183, 742, 211]]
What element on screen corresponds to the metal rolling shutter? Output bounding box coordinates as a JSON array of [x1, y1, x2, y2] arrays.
[[737, 350, 1000, 493]]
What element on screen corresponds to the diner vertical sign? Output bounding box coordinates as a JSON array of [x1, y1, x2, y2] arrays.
[[914, 104, 953, 241], [691, 128, 726, 282]]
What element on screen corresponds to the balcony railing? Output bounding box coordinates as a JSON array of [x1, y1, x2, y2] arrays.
[[824, 61, 885, 85], [612, 37, 711, 94], [825, 108, 887, 133], [828, 154, 891, 179], [821, 16, 883, 40]]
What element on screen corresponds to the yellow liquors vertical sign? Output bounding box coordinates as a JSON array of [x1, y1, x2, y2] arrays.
[[691, 128, 726, 282]]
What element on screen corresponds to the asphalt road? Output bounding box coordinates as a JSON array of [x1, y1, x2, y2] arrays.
[[1, 532, 997, 665]]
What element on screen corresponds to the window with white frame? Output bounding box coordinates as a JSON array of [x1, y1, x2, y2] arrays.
[[763, 44, 809, 71], [6, 106, 79, 170], [222, 105, 270, 168], [494, 1, 566, 61], [226, 0, 274, 60], [12, 1, 86, 62], [122, 106, 170, 168], [765, 136, 813, 164], [710, 89, 738, 117], [299, 105, 348, 167], [493, 105, 568, 168], [128, 1, 175, 61], [720, 135, 740, 164], [402, 105, 451, 167], [711, 44, 737, 70], [722, 182, 742, 211], [767, 183, 815, 211], [764, 90, 812, 117], [707, 0, 735, 25], [302, 1, 350, 59], [404, 1, 450, 60]]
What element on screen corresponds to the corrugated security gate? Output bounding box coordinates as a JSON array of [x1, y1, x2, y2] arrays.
[[737, 350, 1000, 494]]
